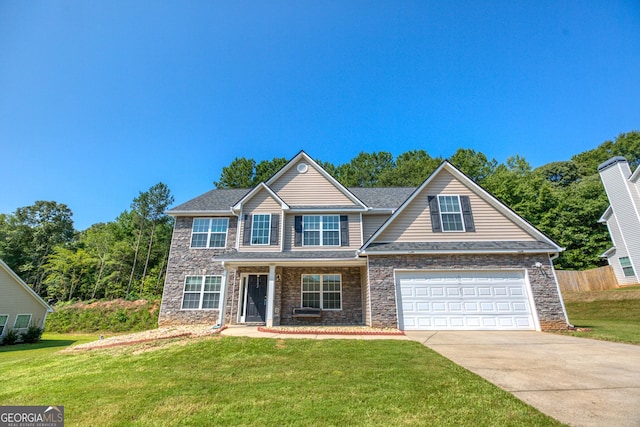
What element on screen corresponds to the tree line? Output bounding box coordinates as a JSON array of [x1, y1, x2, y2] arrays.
[[216, 131, 640, 271], [0, 183, 174, 302], [1, 131, 637, 303]]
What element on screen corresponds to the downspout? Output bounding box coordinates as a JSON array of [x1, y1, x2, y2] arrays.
[[217, 261, 228, 328]]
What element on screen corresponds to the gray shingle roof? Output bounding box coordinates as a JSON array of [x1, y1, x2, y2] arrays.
[[168, 187, 417, 214], [168, 188, 250, 213], [363, 241, 559, 253]]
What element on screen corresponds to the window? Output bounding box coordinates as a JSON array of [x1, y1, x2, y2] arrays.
[[0, 315, 7, 335], [301, 274, 342, 310], [251, 214, 271, 245], [182, 276, 222, 309], [14, 314, 31, 329], [191, 218, 228, 248], [303, 215, 340, 246], [438, 195, 464, 232], [620, 257, 636, 277]]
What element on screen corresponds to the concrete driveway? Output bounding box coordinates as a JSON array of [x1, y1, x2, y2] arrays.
[[405, 331, 640, 427]]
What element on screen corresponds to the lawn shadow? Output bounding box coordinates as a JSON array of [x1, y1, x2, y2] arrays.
[[0, 338, 80, 353]]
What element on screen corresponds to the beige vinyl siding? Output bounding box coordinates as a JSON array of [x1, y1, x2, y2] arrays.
[[362, 213, 391, 242], [239, 190, 282, 252], [283, 213, 362, 251], [270, 161, 358, 207], [0, 267, 48, 334], [377, 170, 536, 242]]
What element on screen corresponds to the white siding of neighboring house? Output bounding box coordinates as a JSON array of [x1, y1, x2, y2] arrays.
[[599, 160, 640, 284], [603, 211, 636, 285], [0, 264, 50, 336], [377, 170, 537, 243]]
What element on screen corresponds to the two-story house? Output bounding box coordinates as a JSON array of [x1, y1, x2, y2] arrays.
[[598, 156, 640, 285], [159, 151, 569, 331]]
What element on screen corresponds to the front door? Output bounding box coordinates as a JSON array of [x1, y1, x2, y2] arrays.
[[245, 275, 268, 323]]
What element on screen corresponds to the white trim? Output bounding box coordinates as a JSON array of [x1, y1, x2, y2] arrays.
[[302, 214, 341, 247], [169, 210, 235, 217], [0, 259, 53, 313], [180, 275, 222, 310], [189, 218, 229, 249], [300, 273, 343, 311], [13, 313, 32, 330], [0, 314, 8, 335], [266, 266, 276, 327], [250, 213, 272, 246], [548, 256, 571, 328], [218, 265, 228, 325], [362, 161, 563, 252], [438, 194, 466, 232], [359, 248, 557, 256]]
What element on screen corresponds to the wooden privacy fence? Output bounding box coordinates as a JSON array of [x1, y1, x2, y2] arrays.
[[556, 265, 618, 292]]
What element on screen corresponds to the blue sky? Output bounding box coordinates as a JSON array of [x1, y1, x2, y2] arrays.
[[1, 1, 639, 230]]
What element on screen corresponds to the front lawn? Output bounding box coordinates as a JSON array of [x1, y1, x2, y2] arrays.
[[563, 285, 640, 345], [0, 334, 562, 426]]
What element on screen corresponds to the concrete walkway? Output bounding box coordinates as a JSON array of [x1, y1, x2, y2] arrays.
[[406, 331, 640, 427]]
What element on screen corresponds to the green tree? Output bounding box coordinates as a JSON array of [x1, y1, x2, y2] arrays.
[[449, 148, 497, 184], [254, 158, 288, 184], [214, 157, 256, 188], [336, 151, 394, 187], [379, 150, 441, 186]]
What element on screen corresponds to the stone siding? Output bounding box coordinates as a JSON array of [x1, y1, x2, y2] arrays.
[[279, 267, 364, 326], [158, 216, 238, 326], [367, 254, 568, 331]]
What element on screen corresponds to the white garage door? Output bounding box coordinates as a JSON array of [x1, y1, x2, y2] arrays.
[[397, 270, 536, 331]]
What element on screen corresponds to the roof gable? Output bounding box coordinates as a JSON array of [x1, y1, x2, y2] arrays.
[[267, 151, 367, 209], [362, 161, 562, 252], [0, 259, 53, 312], [232, 183, 289, 212]]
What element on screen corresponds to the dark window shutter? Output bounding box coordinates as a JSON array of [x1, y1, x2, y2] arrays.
[[243, 214, 252, 245], [270, 214, 279, 245], [428, 196, 442, 233], [460, 196, 475, 232], [340, 215, 349, 246], [294, 216, 302, 247]]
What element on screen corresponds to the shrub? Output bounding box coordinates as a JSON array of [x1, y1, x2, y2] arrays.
[[21, 325, 43, 343], [2, 329, 19, 345]]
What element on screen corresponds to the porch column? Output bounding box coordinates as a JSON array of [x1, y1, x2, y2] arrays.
[[217, 263, 228, 327], [266, 264, 276, 327]]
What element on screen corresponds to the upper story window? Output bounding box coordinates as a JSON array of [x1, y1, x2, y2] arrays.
[[438, 195, 464, 232], [428, 195, 475, 233], [303, 215, 340, 246], [191, 218, 229, 248], [620, 257, 636, 277], [251, 214, 271, 245]]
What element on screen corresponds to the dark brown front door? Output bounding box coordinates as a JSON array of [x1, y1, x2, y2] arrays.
[[245, 275, 267, 322]]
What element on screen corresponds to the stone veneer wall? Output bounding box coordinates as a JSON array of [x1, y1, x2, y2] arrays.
[[367, 254, 569, 331], [158, 216, 238, 326], [279, 266, 364, 326]]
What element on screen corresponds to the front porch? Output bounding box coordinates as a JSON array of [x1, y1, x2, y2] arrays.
[[224, 264, 367, 327]]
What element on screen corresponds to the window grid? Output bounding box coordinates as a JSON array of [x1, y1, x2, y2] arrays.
[[191, 218, 228, 248], [620, 257, 636, 277], [182, 276, 222, 310], [0, 315, 7, 335], [301, 274, 342, 310], [13, 314, 31, 329], [251, 214, 271, 245], [438, 195, 464, 232], [303, 215, 340, 246]]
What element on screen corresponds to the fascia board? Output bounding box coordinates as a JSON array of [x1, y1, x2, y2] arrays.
[[598, 206, 613, 223], [231, 183, 289, 211], [167, 210, 235, 217], [358, 248, 561, 256]]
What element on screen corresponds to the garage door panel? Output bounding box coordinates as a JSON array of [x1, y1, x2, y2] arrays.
[[397, 271, 535, 331]]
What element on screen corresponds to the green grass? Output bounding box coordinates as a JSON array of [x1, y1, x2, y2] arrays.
[[563, 285, 640, 344], [0, 335, 562, 426]]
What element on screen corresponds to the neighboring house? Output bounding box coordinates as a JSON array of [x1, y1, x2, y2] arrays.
[[0, 259, 53, 338], [159, 151, 569, 331], [598, 156, 640, 285]]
